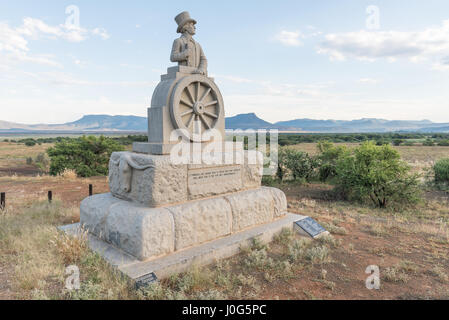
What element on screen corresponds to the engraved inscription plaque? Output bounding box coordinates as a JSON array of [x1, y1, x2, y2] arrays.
[[295, 217, 327, 238], [187, 165, 242, 198], [135, 272, 158, 289]]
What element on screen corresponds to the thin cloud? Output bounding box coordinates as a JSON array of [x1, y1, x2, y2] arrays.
[[274, 30, 303, 47], [358, 78, 379, 84], [318, 19, 449, 71], [92, 27, 110, 40], [0, 17, 110, 68]]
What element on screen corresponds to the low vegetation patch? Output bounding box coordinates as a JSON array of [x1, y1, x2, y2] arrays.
[[333, 142, 421, 209], [433, 158, 449, 189], [47, 136, 124, 177], [383, 261, 419, 284], [0, 200, 132, 299]]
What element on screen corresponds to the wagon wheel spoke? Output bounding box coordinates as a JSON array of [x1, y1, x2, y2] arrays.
[[199, 114, 211, 130], [196, 82, 201, 102], [186, 113, 195, 129], [181, 110, 193, 117], [180, 98, 193, 108], [204, 100, 218, 107], [185, 85, 195, 104], [199, 87, 211, 103], [203, 111, 218, 119]]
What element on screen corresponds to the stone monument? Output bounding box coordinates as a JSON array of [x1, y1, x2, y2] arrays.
[[62, 12, 307, 282]]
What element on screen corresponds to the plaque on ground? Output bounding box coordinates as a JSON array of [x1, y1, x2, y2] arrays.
[[294, 217, 328, 238], [135, 272, 158, 289]]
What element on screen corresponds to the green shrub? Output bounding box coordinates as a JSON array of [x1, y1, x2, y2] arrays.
[[284, 149, 317, 182], [392, 139, 404, 146], [437, 140, 449, 146], [433, 158, 449, 184], [334, 141, 421, 208], [375, 140, 389, 146], [35, 152, 50, 172], [316, 141, 350, 182], [26, 157, 33, 165], [47, 136, 124, 177], [25, 140, 36, 147], [261, 175, 276, 186], [422, 139, 435, 146]]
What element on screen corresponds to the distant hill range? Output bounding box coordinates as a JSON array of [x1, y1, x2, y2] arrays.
[[1, 113, 449, 133]]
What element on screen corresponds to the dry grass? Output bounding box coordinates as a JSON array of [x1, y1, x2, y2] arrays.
[[59, 168, 78, 180], [0, 200, 133, 299], [137, 231, 337, 300], [1, 182, 448, 299], [3, 198, 335, 300], [383, 261, 419, 283], [0, 142, 53, 168], [428, 266, 449, 283]]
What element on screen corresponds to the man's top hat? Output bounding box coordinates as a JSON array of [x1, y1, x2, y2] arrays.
[[175, 11, 197, 33]]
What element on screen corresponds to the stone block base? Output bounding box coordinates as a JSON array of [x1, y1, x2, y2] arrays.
[[108, 150, 263, 207], [80, 187, 287, 261], [61, 213, 306, 281]]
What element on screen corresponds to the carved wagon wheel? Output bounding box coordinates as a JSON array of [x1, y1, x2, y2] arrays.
[[169, 75, 224, 142]]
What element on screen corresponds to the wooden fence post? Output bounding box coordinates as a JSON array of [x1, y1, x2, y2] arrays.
[[0, 192, 5, 210], [48, 191, 52, 203], [89, 184, 93, 196]]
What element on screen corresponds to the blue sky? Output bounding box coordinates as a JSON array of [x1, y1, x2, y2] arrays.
[[1, 0, 449, 124]]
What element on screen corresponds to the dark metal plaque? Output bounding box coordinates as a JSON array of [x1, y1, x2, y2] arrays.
[[295, 217, 326, 238], [135, 272, 158, 289]]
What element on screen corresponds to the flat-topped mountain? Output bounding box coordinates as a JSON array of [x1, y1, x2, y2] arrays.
[[1, 114, 449, 133], [273, 118, 442, 132], [64, 115, 148, 131], [225, 113, 274, 129]]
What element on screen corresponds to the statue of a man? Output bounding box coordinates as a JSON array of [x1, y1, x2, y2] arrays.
[[170, 11, 208, 75]]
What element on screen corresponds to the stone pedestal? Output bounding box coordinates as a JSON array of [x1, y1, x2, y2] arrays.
[[108, 150, 262, 207], [79, 149, 290, 261], [80, 187, 287, 261]]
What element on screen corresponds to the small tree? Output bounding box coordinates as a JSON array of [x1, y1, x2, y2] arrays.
[[47, 136, 124, 177], [433, 158, 449, 185], [334, 141, 421, 208], [284, 149, 317, 183], [35, 152, 50, 172], [316, 141, 350, 182]]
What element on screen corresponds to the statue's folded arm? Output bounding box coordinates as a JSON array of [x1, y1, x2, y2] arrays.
[[170, 39, 188, 62]]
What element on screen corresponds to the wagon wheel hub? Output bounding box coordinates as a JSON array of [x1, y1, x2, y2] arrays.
[[193, 101, 205, 115]]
